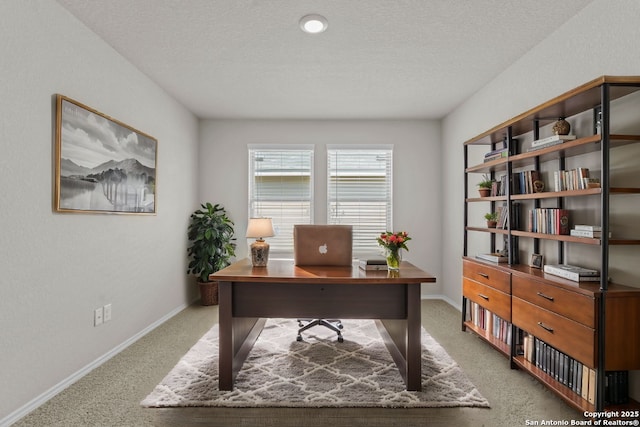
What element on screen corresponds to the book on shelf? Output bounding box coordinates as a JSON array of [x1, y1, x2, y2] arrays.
[[483, 147, 508, 162], [581, 365, 590, 401], [475, 252, 507, 263], [491, 180, 501, 197], [525, 334, 589, 398], [543, 264, 600, 282], [511, 170, 543, 194], [496, 202, 521, 230], [358, 259, 387, 271], [528, 208, 569, 235], [531, 134, 577, 148], [553, 168, 591, 191], [588, 368, 596, 404], [605, 371, 630, 405], [569, 229, 610, 238], [574, 224, 602, 232]]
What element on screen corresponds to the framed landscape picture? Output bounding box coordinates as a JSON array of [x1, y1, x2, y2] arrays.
[[54, 95, 157, 214]]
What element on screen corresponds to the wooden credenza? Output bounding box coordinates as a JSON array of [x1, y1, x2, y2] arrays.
[[462, 257, 640, 411]]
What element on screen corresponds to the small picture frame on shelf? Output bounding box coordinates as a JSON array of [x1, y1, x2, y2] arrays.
[[530, 253, 544, 269]]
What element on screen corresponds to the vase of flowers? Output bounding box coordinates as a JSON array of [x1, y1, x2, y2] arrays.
[[377, 231, 411, 271]]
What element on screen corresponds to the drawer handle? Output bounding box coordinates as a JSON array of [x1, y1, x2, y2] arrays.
[[477, 273, 489, 279], [478, 293, 489, 301], [536, 292, 555, 302], [537, 322, 554, 333]]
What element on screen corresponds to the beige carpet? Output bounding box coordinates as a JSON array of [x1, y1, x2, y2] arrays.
[[141, 318, 489, 409]]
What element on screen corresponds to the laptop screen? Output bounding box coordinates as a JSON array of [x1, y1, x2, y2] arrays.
[[293, 225, 353, 266]]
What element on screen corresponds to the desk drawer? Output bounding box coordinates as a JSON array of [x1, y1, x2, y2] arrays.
[[463, 277, 511, 321], [463, 259, 510, 294], [512, 276, 595, 328], [512, 296, 595, 367]]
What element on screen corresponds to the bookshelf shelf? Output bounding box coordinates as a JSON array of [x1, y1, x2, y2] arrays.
[[462, 76, 640, 413]]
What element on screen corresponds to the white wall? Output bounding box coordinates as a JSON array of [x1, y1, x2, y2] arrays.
[[198, 119, 443, 297], [441, 0, 640, 398], [0, 1, 200, 422]]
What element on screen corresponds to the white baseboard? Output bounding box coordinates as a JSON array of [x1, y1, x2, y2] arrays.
[[0, 303, 188, 427]]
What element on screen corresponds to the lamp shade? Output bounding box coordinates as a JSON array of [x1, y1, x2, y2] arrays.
[[246, 218, 275, 239]]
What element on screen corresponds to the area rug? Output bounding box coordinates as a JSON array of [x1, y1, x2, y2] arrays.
[[141, 318, 489, 409]]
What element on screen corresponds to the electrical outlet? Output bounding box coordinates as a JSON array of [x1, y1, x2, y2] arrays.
[[94, 307, 103, 326], [103, 304, 112, 322]]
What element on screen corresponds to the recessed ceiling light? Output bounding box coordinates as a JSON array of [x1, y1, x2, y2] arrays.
[[299, 14, 328, 34]]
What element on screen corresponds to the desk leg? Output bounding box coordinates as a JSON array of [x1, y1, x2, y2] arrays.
[[218, 281, 266, 391], [376, 283, 422, 391], [406, 283, 422, 391]]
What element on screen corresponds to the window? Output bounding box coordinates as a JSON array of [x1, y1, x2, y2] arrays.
[[327, 145, 393, 256], [248, 145, 313, 256]]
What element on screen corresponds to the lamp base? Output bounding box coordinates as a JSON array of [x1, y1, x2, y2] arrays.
[[250, 239, 270, 267]]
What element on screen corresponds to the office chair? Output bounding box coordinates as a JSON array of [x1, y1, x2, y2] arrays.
[[296, 318, 344, 342], [292, 225, 352, 344]]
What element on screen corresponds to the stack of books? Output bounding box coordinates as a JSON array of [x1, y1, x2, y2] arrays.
[[527, 134, 576, 152], [553, 167, 595, 191], [358, 259, 387, 271], [483, 147, 508, 162], [543, 264, 600, 282], [569, 225, 610, 239]]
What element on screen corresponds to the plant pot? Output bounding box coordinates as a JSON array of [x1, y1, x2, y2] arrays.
[[478, 188, 491, 197], [198, 281, 219, 306], [487, 220, 497, 229]]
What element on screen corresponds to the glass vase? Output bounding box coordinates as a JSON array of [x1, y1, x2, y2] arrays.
[[385, 248, 402, 271]]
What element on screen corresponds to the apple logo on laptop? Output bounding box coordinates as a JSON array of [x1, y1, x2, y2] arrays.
[[318, 243, 328, 255]]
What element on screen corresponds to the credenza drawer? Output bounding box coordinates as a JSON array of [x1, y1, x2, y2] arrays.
[[463, 259, 510, 294], [512, 276, 595, 328], [463, 277, 511, 321], [512, 296, 595, 367]]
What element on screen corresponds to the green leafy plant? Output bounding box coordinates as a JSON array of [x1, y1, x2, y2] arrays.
[[484, 212, 498, 222], [187, 203, 237, 283], [478, 174, 494, 189]]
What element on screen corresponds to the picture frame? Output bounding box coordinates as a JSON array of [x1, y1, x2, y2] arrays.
[[530, 253, 544, 269], [54, 95, 157, 214]]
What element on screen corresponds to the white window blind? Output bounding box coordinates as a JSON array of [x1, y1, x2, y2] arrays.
[[248, 145, 313, 256], [327, 145, 393, 256]]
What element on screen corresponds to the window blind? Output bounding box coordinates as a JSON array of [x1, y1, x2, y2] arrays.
[[248, 145, 313, 256], [327, 146, 393, 256]]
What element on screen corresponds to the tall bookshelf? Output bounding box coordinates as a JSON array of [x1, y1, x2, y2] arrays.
[[462, 76, 640, 412]]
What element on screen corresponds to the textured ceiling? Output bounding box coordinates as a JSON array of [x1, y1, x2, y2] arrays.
[[55, 0, 594, 120]]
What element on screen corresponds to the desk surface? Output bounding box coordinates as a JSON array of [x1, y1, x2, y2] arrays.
[[212, 258, 436, 284]]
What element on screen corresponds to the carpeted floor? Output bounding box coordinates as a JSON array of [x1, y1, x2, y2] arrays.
[[12, 299, 579, 427], [141, 318, 489, 409]]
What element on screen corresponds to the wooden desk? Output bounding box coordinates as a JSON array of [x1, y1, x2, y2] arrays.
[[211, 258, 436, 391]]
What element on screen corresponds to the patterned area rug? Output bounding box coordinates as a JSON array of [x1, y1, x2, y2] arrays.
[[141, 318, 489, 408]]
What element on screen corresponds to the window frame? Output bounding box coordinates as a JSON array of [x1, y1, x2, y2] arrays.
[[248, 144, 314, 257], [326, 144, 393, 257]]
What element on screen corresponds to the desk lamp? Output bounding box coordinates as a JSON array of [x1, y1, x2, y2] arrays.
[[246, 218, 275, 267]]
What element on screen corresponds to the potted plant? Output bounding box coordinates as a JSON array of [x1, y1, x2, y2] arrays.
[[484, 212, 499, 228], [477, 174, 494, 197], [187, 203, 237, 305]]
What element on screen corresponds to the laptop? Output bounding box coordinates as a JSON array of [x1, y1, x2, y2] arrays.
[[293, 225, 353, 266]]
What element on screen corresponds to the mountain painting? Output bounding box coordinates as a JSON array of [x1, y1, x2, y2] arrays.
[[54, 95, 157, 214]]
